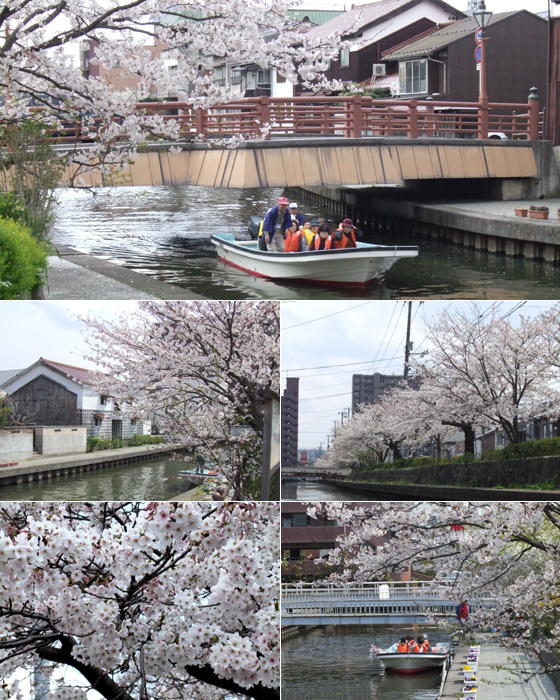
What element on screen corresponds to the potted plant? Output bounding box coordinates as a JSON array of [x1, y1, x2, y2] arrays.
[[514, 206, 528, 217], [529, 205, 549, 220]]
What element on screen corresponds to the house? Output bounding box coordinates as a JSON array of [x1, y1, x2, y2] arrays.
[[300, 0, 465, 93], [0, 358, 150, 440], [382, 11, 547, 106], [281, 501, 411, 582]]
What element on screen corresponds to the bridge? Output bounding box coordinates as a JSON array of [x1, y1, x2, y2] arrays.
[[281, 582, 496, 625], [59, 94, 544, 190]]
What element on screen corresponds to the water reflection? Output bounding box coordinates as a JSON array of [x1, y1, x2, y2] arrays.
[[0, 456, 197, 501], [282, 625, 441, 700], [281, 479, 371, 501], [51, 186, 560, 299]]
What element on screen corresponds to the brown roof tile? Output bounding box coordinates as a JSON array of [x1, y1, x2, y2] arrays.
[[40, 358, 101, 386]]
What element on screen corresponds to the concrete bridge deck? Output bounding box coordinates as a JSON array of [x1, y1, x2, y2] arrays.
[[64, 137, 539, 189]]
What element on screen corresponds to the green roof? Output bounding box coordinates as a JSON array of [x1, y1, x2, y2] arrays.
[[287, 10, 344, 25]]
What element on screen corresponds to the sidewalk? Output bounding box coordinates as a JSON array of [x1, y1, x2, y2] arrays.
[[43, 245, 205, 300], [434, 199, 560, 221], [441, 642, 559, 700]]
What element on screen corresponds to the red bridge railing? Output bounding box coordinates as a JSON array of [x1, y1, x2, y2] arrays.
[[137, 92, 542, 142], [46, 92, 542, 143]]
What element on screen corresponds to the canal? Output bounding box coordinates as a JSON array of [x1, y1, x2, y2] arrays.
[[282, 625, 442, 700], [52, 186, 560, 300], [0, 455, 199, 501], [281, 478, 369, 501]]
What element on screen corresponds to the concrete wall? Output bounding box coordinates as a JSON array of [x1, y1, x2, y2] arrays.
[[34, 426, 87, 457], [0, 429, 33, 462], [350, 454, 560, 488]]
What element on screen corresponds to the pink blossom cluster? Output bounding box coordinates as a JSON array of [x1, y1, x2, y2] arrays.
[[0, 502, 279, 700]]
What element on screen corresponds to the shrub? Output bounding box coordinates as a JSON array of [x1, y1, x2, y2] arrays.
[[126, 433, 164, 447], [0, 217, 47, 299], [482, 437, 560, 461]]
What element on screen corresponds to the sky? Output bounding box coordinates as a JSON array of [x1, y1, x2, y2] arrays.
[[281, 300, 558, 450], [294, 0, 549, 15], [0, 301, 141, 372]]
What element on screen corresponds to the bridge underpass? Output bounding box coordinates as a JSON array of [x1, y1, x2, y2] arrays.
[[281, 582, 496, 626]]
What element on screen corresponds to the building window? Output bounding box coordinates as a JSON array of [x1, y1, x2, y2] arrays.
[[230, 69, 242, 85], [257, 69, 271, 86], [213, 65, 226, 86], [340, 48, 350, 68], [399, 59, 428, 95], [100, 395, 107, 405]]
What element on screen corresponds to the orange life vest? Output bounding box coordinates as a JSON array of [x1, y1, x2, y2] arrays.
[[310, 234, 332, 251], [333, 228, 357, 249], [284, 231, 303, 253], [397, 643, 409, 653], [421, 640, 430, 652], [409, 642, 421, 653]]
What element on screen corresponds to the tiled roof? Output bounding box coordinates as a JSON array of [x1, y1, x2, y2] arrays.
[[303, 0, 465, 40], [40, 358, 100, 386], [0, 369, 23, 388], [287, 10, 344, 26], [359, 72, 400, 89], [304, 0, 416, 40], [383, 12, 517, 60]]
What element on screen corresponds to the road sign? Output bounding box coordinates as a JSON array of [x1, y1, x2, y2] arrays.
[[475, 28, 483, 44], [475, 45, 482, 63]]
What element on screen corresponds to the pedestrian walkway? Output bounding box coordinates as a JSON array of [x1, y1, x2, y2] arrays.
[[43, 245, 205, 300], [441, 643, 559, 700], [433, 199, 560, 222]]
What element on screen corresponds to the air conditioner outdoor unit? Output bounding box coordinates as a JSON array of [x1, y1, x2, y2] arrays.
[[372, 63, 386, 77]]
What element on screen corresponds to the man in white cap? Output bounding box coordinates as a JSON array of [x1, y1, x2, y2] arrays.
[[289, 203, 305, 228]]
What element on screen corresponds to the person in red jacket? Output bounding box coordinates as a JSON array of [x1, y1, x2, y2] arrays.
[[332, 218, 363, 248], [417, 635, 430, 652], [397, 638, 409, 653]]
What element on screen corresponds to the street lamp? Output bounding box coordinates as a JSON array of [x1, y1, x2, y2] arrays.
[[473, 1, 492, 137]]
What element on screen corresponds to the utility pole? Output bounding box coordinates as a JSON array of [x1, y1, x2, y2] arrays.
[[404, 300, 412, 381]]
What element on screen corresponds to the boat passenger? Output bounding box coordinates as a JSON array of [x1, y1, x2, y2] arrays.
[[397, 638, 409, 653], [303, 220, 319, 247], [289, 202, 306, 228], [262, 197, 292, 252], [333, 218, 363, 249], [284, 222, 309, 252], [417, 635, 430, 652], [309, 223, 333, 251], [406, 636, 420, 652]]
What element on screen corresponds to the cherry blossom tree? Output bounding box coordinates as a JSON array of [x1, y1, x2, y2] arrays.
[[320, 303, 560, 470], [0, 0, 349, 174], [0, 501, 280, 700], [307, 501, 560, 676], [80, 301, 279, 499]]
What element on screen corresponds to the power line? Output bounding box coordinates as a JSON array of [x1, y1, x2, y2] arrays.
[[282, 301, 376, 330], [282, 355, 406, 373], [300, 390, 351, 402]]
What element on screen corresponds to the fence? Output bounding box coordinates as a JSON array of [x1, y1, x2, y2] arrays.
[[44, 92, 542, 144]]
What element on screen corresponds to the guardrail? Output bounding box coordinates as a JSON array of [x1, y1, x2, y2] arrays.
[[40, 90, 543, 144]]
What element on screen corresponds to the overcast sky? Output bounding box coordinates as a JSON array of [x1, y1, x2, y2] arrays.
[[0, 301, 141, 372], [295, 0, 549, 15], [281, 300, 558, 450]]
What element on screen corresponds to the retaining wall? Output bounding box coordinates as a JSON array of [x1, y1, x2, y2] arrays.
[[347, 454, 560, 489], [34, 426, 87, 457], [0, 429, 33, 462]]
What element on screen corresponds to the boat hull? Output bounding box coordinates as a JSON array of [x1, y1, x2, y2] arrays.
[[377, 652, 448, 674], [211, 234, 418, 287]]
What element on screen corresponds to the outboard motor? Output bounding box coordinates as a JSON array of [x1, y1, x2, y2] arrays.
[[248, 215, 262, 240]]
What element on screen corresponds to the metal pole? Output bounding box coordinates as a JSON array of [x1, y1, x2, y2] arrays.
[[404, 301, 412, 380]]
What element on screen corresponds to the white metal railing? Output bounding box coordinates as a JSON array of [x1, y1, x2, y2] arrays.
[[282, 581, 494, 602]]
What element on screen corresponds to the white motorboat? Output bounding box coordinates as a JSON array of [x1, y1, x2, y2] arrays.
[[211, 233, 419, 287], [375, 644, 449, 674]]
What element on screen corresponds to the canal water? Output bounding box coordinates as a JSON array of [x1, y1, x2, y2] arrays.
[[51, 186, 560, 300], [281, 478, 369, 501], [0, 455, 199, 501], [282, 625, 442, 700]]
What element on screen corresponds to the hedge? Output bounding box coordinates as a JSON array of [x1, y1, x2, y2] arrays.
[[0, 216, 47, 299]]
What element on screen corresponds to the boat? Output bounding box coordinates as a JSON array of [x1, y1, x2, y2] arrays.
[[374, 643, 449, 674], [211, 233, 419, 287]]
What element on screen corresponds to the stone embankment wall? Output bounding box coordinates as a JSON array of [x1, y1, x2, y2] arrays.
[[348, 454, 560, 488]]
